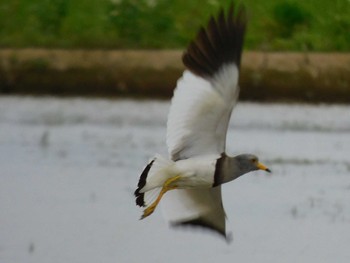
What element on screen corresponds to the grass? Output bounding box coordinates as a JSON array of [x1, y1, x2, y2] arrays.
[[0, 0, 349, 51]]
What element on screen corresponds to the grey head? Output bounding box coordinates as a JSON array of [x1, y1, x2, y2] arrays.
[[214, 153, 271, 186], [234, 154, 271, 175]]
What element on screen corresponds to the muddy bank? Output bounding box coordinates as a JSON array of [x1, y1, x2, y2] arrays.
[[0, 49, 349, 102]]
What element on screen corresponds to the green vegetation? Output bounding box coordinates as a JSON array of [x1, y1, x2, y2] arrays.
[[0, 0, 349, 51]]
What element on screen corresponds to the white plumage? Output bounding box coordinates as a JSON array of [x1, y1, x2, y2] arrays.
[[162, 64, 239, 237], [135, 2, 270, 239], [167, 66, 239, 160]]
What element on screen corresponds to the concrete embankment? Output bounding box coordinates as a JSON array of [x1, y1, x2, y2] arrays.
[[0, 49, 349, 102]]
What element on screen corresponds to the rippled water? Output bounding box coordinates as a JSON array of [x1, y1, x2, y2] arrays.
[[1, 96, 350, 263]]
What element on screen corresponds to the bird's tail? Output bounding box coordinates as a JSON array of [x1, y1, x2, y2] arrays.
[[134, 154, 175, 207]]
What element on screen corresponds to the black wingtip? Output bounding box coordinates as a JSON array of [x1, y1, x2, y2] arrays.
[[171, 218, 227, 241], [182, 1, 247, 78], [134, 159, 155, 207]]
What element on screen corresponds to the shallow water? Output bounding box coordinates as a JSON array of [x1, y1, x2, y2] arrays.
[[1, 96, 350, 263]]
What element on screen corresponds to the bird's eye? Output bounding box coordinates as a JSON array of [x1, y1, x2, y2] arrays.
[[251, 158, 257, 163]]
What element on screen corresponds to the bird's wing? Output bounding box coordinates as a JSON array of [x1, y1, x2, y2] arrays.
[[166, 4, 246, 160], [162, 187, 227, 237], [162, 3, 247, 238]]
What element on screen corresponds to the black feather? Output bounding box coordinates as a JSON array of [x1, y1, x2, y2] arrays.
[[134, 159, 155, 207], [182, 2, 247, 78]]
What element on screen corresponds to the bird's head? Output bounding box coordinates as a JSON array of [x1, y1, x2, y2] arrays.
[[235, 154, 271, 174]]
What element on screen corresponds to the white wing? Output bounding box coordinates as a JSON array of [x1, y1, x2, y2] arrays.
[[166, 65, 239, 160], [161, 4, 247, 238], [162, 187, 226, 236]]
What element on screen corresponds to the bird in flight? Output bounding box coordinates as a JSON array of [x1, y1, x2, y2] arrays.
[[135, 2, 271, 240]]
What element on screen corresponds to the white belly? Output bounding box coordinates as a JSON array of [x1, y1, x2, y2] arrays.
[[173, 155, 218, 189]]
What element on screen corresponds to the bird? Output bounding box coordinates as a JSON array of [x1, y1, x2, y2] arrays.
[[134, 2, 271, 240]]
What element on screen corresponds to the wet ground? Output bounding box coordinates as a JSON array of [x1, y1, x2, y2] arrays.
[[1, 96, 350, 262]]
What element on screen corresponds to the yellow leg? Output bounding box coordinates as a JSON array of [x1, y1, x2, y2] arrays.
[[140, 175, 181, 220]]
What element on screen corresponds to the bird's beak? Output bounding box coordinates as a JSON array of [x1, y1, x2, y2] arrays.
[[257, 162, 271, 173]]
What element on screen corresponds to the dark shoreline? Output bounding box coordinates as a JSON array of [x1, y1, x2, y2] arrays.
[[1, 49, 349, 103]]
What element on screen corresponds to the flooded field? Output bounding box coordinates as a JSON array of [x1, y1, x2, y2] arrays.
[[1, 96, 350, 263]]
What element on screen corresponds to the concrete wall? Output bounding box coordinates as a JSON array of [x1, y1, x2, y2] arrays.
[[1, 49, 350, 102]]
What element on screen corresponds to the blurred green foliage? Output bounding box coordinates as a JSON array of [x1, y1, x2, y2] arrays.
[[106, 0, 180, 47], [0, 0, 349, 51], [34, 0, 68, 35], [272, 2, 311, 38]]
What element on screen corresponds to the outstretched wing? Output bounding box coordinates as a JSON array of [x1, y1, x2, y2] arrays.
[[162, 3, 247, 238], [167, 3, 246, 160], [162, 187, 227, 236]]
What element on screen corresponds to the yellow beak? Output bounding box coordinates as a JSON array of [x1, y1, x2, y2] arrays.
[[257, 162, 271, 173]]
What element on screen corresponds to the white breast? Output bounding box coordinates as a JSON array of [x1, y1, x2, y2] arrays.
[[174, 154, 219, 188]]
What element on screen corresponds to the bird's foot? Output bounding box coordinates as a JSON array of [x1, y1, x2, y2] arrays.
[[140, 175, 182, 220], [141, 203, 157, 219]]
